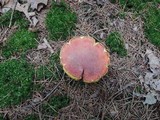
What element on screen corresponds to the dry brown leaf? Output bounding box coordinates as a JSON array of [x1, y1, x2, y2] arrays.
[[15, 3, 31, 21], [37, 43, 48, 50], [1, 0, 17, 13], [27, 0, 48, 11], [136, 49, 160, 105], [15, 2, 38, 26], [37, 38, 54, 54], [145, 49, 160, 75], [1, 0, 48, 26], [31, 16, 39, 26]]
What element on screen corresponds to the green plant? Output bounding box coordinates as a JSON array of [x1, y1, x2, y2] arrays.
[[0, 59, 34, 108], [2, 29, 37, 58], [143, 4, 160, 47], [0, 10, 29, 28], [42, 95, 70, 116], [45, 1, 77, 41], [106, 32, 127, 57]]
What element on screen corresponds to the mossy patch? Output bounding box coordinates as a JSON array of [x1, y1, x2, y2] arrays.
[[106, 32, 127, 57], [42, 95, 70, 116], [143, 3, 160, 48], [0, 59, 34, 108], [0, 10, 29, 28], [2, 29, 37, 58], [45, 1, 77, 41]]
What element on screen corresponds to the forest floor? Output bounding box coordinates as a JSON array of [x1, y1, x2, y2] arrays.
[[0, 0, 160, 120]]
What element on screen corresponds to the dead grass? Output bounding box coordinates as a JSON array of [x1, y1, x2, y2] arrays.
[[0, 0, 160, 120]]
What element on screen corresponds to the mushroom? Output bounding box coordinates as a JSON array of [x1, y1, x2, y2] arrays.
[[60, 36, 110, 83]]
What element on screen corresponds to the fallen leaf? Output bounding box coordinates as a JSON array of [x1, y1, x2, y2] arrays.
[[37, 43, 48, 50], [143, 92, 157, 105], [27, 0, 48, 10], [137, 49, 160, 105], [15, 2, 33, 23], [1, 0, 48, 26], [31, 16, 39, 26], [1, 0, 17, 13], [37, 4, 44, 11], [145, 49, 160, 75], [133, 92, 157, 105]]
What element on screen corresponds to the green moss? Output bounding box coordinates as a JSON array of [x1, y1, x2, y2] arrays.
[[143, 4, 160, 47], [106, 32, 127, 57], [45, 1, 77, 41], [15, 17, 29, 29], [0, 59, 34, 108], [0, 11, 29, 28], [42, 95, 70, 116], [2, 29, 37, 58]]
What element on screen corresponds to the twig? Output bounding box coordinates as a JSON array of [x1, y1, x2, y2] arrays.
[[42, 72, 65, 102], [9, 1, 17, 28], [93, 28, 108, 35]]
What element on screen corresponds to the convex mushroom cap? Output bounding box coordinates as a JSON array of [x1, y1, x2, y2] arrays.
[[60, 36, 110, 83]]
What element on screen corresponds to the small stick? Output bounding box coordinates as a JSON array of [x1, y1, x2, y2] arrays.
[[42, 73, 65, 102], [9, 1, 17, 28]]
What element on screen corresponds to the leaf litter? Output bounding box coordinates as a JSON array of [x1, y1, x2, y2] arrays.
[[134, 49, 160, 105], [0, 0, 48, 26], [0, 0, 160, 119]]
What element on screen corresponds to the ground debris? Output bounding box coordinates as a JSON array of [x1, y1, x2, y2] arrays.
[[37, 38, 54, 54], [0, 0, 48, 26], [135, 49, 160, 105], [27, 0, 48, 11]]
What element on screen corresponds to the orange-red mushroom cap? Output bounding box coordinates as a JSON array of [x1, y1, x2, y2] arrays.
[[60, 36, 110, 83]]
